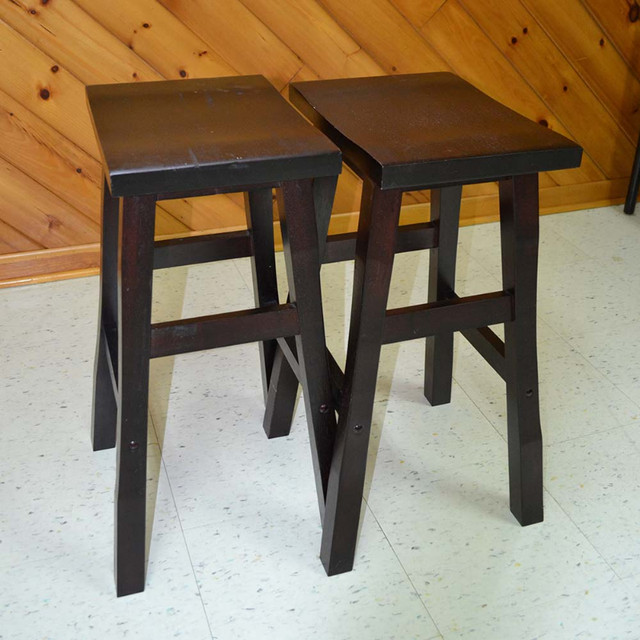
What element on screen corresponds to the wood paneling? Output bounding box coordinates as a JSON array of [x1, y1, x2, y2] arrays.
[[1, 0, 639, 285]]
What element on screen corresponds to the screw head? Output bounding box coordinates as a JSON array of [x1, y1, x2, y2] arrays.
[[525, 389, 534, 398], [129, 441, 140, 451], [353, 424, 364, 433], [319, 403, 329, 414]]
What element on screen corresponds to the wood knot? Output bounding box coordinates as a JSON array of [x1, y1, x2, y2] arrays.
[[179, 69, 187, 78], [630, 2, 640, 22], [29, 9, 37, 15], [522, 27, 528, 34], [599, 38, 605, 46], [39, 88, 50, 100], [41, 0, 49, 4], [50, 65, 59, 73], [142, 22, 150, 28], [46, 215, 60, 229], [511, 36, 518, 44], [76, 167, 82, 174], [563, 85, 568, 92], [392, 65, 397, 72], [538, 119, 549, 127], [198, 50, 207, 57]]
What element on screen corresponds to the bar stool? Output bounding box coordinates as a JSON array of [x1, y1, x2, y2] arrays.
[[270, 72, 583, 575], [87, 75, 341, 596]]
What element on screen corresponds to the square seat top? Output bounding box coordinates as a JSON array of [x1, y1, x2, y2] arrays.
[[87, 75, 341, 197], [290, 73, 582, 190]]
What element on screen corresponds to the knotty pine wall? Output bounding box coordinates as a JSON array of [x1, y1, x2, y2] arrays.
[[1, 0, 639, 286]]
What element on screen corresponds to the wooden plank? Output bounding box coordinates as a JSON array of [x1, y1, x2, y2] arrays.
[[0, 19, 98, 156], [390, 0, 447, 28], [74, 0, 237, 80], [583, 0, 640, 83], [0, 156, 99, 248], [0, 243, 99, 287], [459, 0, 635, 178], [0, 88, 102, 222], [421, 0, 604, 185], [158, 0, 304, 89], [239, 0, 384, 78], [0, 0, 159, 84], [0, 219, 43, 254], [522, 0, 640, 144], [315, 0, 450, 74]]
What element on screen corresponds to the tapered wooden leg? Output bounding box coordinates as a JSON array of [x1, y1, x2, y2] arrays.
[[115, 194, 156, 597], [277, 179, 337, 515], [92, 177, 120, 451], [321, 180, 403, 575], [424, 185, 462, 406], [499, 175, 543, 526], [244, 188, 278, 403], [263, 175, 338, 439]]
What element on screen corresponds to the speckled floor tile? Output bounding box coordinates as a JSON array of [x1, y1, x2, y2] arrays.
[[184, 504, 437, 640], [367, 456, 617, 635], [3, 205, 640, 639], [545, 425, 640, 580], [452, 333, 639, 445], [449, 578, 640, 639]]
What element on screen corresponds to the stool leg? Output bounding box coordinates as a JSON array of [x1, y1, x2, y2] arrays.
[[263, 175, 338, 440], [624, 129, 640, 214], [115, 194, 156, 597], [321, 180, 403, 575], [277, 179, 337, 515], [499, 175, 543, 526], [424, 185, 462, 406], [92, 177, 120, 451], [244, 188, 279, 404]]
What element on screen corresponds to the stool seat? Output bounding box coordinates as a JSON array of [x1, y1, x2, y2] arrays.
[[290, 72, 582, 189], [87, 75, 341, 197]]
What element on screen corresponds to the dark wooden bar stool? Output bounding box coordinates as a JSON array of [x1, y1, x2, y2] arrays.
[[87, 75, 341, 596], [271, 73, 583, 575]]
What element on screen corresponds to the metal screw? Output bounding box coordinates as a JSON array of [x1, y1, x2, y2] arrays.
[[353, 424, 364, 433], [319, 403, 329, 414], [129, 441, 140, 451], [525, 389, 534, 398]]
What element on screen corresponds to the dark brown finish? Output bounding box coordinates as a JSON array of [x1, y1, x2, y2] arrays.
[[277, 179, 337, 513], [153, 230, 253, 269], [262, 175, 338, 440], [289, 72, 582, 576], [91, 178, 119, 452], [290, 73, 582, 189], [88, 76, 342, 596], [115, 193, 156, 598], [149, 304, 300, 359], [323, 221, 437, 264], [624, 129, 640, 214], [499, 174, 543, 525], [244, 188, 279, 402], [423, 186, 462, 406], [321, 180, 403, 575], [87, 75, 341, 197], [383, 291, 512, 345]]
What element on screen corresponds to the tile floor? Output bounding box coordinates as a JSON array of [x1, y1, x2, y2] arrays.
[[1, 205, 640, 639]]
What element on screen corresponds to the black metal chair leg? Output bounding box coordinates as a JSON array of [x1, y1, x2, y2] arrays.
[[92, 177, 120, 451], [424, 185, 462, 406], [624, 129, 640, 214], [115, 194, 156, 597], [320, 180, 403, 575], [244, 188, 279, 404], [499, 175, 543, 527], [277, 179, 337, 516], [263, 175, 338, 440]]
